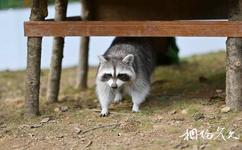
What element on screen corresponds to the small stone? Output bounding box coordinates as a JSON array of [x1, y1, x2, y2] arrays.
[[221, 106, 231, 113], [54, 107, 61, 112], [34, 137, 39, 141], [40, 117, 50, 124], [29, 133, 35, 137], [200, 144, 206, 149], [206, 114, 216, 120], [60, 106, 68, 112], [56, 135, 64, 138], [216, 89, 223, 93], [235, 61, 241, 67], [74, 127, 82, 134], [118, 133, 121, 136], [193, 112, 205, 121], [169, 110, 177, 115], [181, 109, 187, 115]]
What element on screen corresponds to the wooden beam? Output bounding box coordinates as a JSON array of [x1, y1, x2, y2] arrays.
[[24, 21, 242, 37], [25, 0, 48, 117], [226, 0, 242, 111], [91, 0, 228, 20], [76, 0, 91, 90], [47, 0, 68, 103]]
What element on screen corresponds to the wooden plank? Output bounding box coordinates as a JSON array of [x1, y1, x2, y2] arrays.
[[91, 0, 228, 20], [24, 21, 242, 37]]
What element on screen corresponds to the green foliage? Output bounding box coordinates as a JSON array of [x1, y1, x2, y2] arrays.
[[156, 37, 180, 65], [0, 0, 79, 9], [167, 37, 179, 64], [0, 0, 23, 9]]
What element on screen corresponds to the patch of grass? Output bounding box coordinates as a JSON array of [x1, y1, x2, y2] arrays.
[[1, 51, 242, 149]]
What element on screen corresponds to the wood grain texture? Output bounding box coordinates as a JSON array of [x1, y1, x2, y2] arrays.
[[47, 0, 68, 103], [75, 0, 91, 90], [25, 0, 48, 117], [91, 0, 228, 20], [226, 0, 242, 111], [76, 37, 89, 89], [25, 21, 242, 37]]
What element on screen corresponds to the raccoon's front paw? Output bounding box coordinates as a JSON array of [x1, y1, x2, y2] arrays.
[[132, 104, 140, 113], [100, 108, 109, 117]]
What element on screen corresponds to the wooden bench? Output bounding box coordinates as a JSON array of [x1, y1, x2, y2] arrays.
[[23, 0, 242, 116]]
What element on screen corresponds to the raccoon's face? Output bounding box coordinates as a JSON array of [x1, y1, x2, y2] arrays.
[[97, 54, 136, 89]]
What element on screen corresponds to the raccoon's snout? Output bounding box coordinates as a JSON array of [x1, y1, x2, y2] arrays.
[[111, 83, 118, 89]]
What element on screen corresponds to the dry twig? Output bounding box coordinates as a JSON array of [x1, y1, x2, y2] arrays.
[[79, 123, 120, 134]]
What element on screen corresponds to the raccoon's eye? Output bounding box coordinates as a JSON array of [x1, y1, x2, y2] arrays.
[[101, 73, 112, 81], [117, 74, 130, 81]]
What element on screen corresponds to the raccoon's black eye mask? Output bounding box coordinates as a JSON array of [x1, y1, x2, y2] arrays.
[[101, 73, 112, 81], [117, 74, 130, 81]]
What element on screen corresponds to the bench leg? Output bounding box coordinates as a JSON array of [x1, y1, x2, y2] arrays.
[[226, 0, 242, 111], [76, 37, 89, 89], [226, 38, 242, 111], [25, 37, 42, 116], [47, 0, 68, 103], [47, 37, 64, 103]]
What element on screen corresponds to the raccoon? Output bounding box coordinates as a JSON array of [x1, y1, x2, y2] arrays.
[[96, 37, 158, 116]]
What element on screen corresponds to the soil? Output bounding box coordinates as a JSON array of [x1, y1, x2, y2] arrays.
[[0, 51, 241, 150]]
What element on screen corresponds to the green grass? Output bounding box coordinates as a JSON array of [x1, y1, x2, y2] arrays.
[[1, 51, 242, 150]]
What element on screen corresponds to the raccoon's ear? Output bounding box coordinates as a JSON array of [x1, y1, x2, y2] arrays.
[[122, 54, 134, 65], [98, 55, 107, 63]]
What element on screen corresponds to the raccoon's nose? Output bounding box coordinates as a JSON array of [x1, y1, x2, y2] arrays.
[[111, 83, 117, 89]]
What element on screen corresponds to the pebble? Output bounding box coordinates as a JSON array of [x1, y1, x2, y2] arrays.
[[181, 109, 187, 115], [169, 110, 177, 115], [216, 89, 223, 93], [60, 106, 68, 112], [221, 106, 231, 113], [54, 106, 69, 112], [74, 127, 82, 134], [200, 144, 206, 149], [193, 112, 205, 121], [54, 107, 61, 112], [40, 117, 51, 123], [56, 135, 64, 139]]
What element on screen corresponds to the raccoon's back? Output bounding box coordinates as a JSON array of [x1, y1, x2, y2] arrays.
[[104, 37, 156, 78]]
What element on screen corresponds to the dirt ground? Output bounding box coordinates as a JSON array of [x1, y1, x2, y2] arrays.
[[0, 51, 242, 150]]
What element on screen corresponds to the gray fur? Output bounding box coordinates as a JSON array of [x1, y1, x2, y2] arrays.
[[96, 37, 156, 116]]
